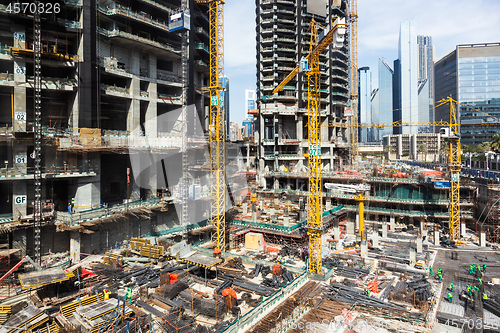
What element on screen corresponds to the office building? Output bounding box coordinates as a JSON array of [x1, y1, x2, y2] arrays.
[[371, 88, 379, 142], [434, 43, 500, 145], [397, 19, 419, 134], [245, 89, 257, 114], [255, 0, 350, 172], [378, 58, 393, 137], [222, 76, 230, 140], [358, 67, 371, 143], [417, 36, 434, 99]]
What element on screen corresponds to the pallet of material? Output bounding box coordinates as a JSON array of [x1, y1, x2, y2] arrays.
[[130, 245, 164, 259], [102, 252, 123, 265], [73, 300, 133, 333], [217, 264, 246, 277], [34, 322, 60, 333], [0, 305, 11, 324], [60, 293, 104, 318], [0, 305, 48, 333]]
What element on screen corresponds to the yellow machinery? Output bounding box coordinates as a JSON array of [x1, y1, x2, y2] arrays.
[[349, 0, 359, 167], [328, 97, 462, 240], [272, 18, 346, 274], [195, 0, 226, 251]]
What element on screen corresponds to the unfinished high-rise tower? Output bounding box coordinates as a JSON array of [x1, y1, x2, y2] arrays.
[[254, 0, 350, 176]]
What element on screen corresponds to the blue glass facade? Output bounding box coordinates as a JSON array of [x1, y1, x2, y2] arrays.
[[378, 59, 393, 138], [459, 55, 500, 145], [358, 67, 371, 143]]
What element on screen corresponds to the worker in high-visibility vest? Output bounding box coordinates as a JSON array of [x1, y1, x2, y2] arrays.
[[483, 264, 487, 273], [125, 288, 132, 304], [483, 293, 488, 303], [467, 284, 472, 296], [478, 277, 482, 285], [429, 266, 433, 276], [447, 293, 453, 303], [469, 264, 474, 274], [437, 271, 442, 282], [103, 289, 111, 300], [449, 282, 454, 292]]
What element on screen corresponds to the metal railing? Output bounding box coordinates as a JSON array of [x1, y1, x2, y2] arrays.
[[97, 4, 169, 32], [97, 28, 179, 54], [55, 197, 161, 227]]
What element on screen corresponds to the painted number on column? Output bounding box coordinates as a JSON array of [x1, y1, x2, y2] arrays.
[[308, 144, 321, 156], [15, 155, 27, 164], [14, 32, 25, 41], [14, 195, 27, 204], [14, 64, 26, 75], [14, 112, 26, 121]]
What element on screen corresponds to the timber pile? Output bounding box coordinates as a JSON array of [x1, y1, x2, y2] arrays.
[[217, 257, 247, 277], [0, 305, 11, 324], [129, 238, 164, 259], [102, 252, 123, 266]]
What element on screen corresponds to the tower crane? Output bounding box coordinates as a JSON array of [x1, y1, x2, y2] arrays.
[[327, 97, 463, 240], [194, 0, 226, 252], [349, 0, 359, 167], [272, 18, 347, 274]]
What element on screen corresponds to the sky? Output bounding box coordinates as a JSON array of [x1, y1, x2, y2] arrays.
[[225, 0, 500, 125]]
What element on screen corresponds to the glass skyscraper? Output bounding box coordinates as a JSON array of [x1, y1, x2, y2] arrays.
[[378, 58, 394, 137], [434, 43, 500, 145], [358, 67, 371, 143], [398, 19, 419, 134]]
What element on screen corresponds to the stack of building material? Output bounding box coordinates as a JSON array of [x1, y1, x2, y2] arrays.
[[130, 238, 164, 259], [73, 299, 133, 333], [102, 252, 123, 266], [217, 257, 247, 277], [60, 293, 104, 318], [80, 128, 101, 147], [177, 290, 226, 318], [0, 305, 48, 333], [0, 305, 11, 324]]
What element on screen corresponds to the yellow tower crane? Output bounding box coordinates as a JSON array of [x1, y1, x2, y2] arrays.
[[327, 97, 463, 240], [195, 0, 226, 252], [272, 18, 347, 274], [349, 0, 359, 167]]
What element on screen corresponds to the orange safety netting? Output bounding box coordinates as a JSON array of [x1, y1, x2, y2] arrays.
[[222, 287, 237, 299], [420, 170, 443, 176], [267, 247, 280, 253]]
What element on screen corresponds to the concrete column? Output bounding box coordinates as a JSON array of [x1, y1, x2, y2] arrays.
[[297, 116, 303, 141], [382, 221, 388, 239], [416, 235, 423, 254], [346, 219, 355, 235], [372, 228, 379, 248], [260, 200, 264, 210], [356, 213, 360, 231], [13, 26, 26, 133], [423, 227, 429, 245], [334, 217, 340, 240], [273, 179, 279, 190], [325, 200, 331, 210], [461, 222, 466, 237], [360, 241, 367, 258], [12, 182, 27, 220], [75, 155, 101, 211], [128, 50, 141, 134], [252, 205, 257, 222], [242, 203, 247, 215], [283, 216, 289, 226], [434, 229, 440, 246], [389, 214, 395, 232], [480, 227, 486, 247], [70, 231, 81, 263], [409, 247, 416, 266]]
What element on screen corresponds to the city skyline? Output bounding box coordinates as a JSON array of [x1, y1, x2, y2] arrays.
[[225, 0, 500, 125]]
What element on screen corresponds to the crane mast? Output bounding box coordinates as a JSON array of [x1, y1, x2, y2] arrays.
[[306, 21, 322, 274], [196, 0, 226, 252], [349, 0, 359, 167]]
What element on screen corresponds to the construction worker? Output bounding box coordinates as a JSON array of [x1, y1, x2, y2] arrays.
[[467, 284, 472, 296], [447, 292, 453, 303], [483, 293, 488, 303], [429, 266, 433, 276], [469, 264, 474, 274], [483, 264, 487, 273], [449, 282, 454, 292], [478, 277, 483, 285], [437, 270, 442, 282], [103, 289, 111, 300], [125, 288, 132, 304], [473, 286, 480, 298], [471, 264, 476, 275], [364, 288, 370, 297]]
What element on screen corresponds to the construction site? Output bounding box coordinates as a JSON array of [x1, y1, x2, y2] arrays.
[[1, 0, 500, 333]]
